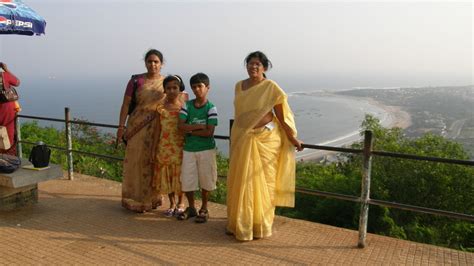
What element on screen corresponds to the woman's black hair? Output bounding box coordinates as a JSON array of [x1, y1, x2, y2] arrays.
[[244, 51, 272, 71], [163, 75, 185, 92], [144, 49, 164, 63]]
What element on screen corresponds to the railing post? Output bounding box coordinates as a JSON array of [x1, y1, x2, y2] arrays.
[[15, 115, 22, 158], [358, 130, 373, 248], [65, 107, 74, 180]]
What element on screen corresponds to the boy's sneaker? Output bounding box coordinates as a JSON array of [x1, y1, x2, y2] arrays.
[[177, 207, 197, 220]]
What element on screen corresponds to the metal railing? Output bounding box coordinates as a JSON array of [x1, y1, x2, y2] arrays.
[[16, 107, 474, 248]]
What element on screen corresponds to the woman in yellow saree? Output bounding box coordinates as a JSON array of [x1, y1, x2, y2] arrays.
[[116, 49, 166, 212], [226, 51, 304, 241]]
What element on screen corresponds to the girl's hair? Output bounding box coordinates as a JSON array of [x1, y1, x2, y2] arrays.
[[144, 49, 164, 63], [244, 51, 272, 71], [163, 75, 185, 92]]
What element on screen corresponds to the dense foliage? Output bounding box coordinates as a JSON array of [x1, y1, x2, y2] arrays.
[[19, 116, 473, 251]]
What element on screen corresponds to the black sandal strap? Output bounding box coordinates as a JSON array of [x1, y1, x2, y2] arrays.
[[177, 207, 197, 220], [195, 209, 209, 223]]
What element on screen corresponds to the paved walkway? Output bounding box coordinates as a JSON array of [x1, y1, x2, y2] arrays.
[[1, 174, 472, 265]]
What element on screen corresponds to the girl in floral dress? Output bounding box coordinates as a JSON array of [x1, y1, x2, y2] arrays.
[[152, 75, 187, 216]]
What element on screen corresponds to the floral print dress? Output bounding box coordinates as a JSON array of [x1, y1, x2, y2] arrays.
[[154, 106, 184, 194]]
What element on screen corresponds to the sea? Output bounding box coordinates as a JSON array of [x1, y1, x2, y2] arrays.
[[17, 77, 391, 158]]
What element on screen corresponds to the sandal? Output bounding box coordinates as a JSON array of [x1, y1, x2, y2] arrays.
[[177, 207, 197, 220], [163, 208, 174, 217], [195, 209, 209, 223], [174, 207, 185, 217]]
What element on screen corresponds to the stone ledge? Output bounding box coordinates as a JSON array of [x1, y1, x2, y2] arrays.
[[0, 184, 37, 211], [0, 161, 63, 211], [0, 161, 63, 188], [0, 184, 36, 198]]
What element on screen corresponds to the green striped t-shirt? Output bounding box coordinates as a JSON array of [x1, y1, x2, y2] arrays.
[[179, 100, 218, 152]]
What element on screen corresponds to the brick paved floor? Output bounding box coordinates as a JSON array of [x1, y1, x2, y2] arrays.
[[1, 174, 472, 265]]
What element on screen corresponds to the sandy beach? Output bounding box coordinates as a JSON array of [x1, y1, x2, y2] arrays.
[[367, 98, 412, 129], [296, 96, 411, 162]]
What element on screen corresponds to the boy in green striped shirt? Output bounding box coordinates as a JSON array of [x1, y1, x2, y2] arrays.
[[177, 73, 218, 223]]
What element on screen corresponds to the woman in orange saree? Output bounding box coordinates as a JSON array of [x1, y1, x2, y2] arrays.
[[226, 51, 304, 241], [116, 49, 166, 212]]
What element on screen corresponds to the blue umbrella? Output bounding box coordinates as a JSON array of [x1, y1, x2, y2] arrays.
[[0, 0, 46, 36]]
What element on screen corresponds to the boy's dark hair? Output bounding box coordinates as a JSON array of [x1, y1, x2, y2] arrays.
[[190, 72, 210, 86], [163, 75, 185, 92]]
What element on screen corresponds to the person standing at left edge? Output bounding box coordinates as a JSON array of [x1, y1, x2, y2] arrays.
[[0, 62, 21, 155]]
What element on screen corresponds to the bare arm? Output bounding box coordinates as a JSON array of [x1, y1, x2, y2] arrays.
[[116, 96, 131, 144], [274, 104, 304, 151], [188, 124, 215, 137], [178, 118, 206, 133]]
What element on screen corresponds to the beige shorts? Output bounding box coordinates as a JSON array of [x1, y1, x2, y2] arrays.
[[180, 149, 218, 192]]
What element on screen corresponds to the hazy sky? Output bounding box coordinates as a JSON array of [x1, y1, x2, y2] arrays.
[[0, 0, 472, 91]]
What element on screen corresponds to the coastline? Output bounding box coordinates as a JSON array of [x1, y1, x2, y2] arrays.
[[296, 96, 411, 162], [366, 97, 412, 129]]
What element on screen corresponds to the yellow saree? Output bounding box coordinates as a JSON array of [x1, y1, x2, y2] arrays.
[[122, 76, 165, 212], [226, 79, 297, 241]]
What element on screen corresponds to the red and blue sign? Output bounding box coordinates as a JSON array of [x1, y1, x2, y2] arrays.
[[0, 0, 46, 35], [0, 0, 16, 9]]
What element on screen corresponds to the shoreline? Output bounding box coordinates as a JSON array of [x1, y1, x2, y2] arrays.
[[366, 97, 412, 129], [296, 96, 411, 162]]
